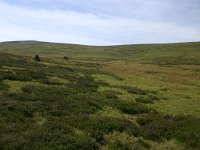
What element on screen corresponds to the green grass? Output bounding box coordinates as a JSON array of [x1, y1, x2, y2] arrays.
[[1, 41, 200, 62], [0, 41, 200, 149]]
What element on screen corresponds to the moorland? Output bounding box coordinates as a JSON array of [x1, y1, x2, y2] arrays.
[[0, 41, 200, 149]]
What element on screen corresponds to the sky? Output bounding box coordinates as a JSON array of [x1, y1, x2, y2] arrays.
[[0, 0, 200, 45]]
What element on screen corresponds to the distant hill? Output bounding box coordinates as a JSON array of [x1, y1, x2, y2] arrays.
[[0, 41, 200, 64]]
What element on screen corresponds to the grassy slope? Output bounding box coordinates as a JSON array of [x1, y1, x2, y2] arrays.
[[1, 41, 200, 115], [0, 41, 200, 149], [1, 41, 200, 60]]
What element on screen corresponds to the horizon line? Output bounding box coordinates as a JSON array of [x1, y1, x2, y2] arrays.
[[1, 40, 200, 47]]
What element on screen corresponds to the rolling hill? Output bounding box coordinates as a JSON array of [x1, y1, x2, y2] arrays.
[[0, 41, 200, 149]]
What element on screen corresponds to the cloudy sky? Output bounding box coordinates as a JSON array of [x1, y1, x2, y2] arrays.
[[0, 0, 200, 45]]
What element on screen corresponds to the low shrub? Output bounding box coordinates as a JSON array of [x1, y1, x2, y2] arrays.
[[137, 114, 200, 148], [38, 78, 63, 85], [105, 132, 150, 150], [21, 85, 34, 93], [117, 102, 150, 115], [63, 56, 69, 60], [1, 72, 32, 81], [35, 54, 40, 62], [127, 87, 148, 95], [136, 96, 154, 104], [136, 95, 159, 104], [103, 90, 119, 99], [127, 87, 157, 96], [0, 82, 9, 91]]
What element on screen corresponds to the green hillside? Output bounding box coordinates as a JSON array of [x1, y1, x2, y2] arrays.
[[0, 41, 200, 149], [1, 41, 200, 62]]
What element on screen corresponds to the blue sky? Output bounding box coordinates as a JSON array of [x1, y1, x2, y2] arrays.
[[0, 0, 200, 45]]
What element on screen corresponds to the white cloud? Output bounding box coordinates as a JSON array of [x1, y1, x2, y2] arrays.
[[0, 1, 200, 45]]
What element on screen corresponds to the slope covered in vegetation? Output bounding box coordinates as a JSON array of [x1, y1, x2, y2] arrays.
[[0, 41, 200, 149]]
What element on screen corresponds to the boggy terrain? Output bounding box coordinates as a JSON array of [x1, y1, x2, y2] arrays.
[[0, 41, 200, 149]]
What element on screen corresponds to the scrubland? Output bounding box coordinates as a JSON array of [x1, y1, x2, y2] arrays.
[[0, 41, 200, 149]]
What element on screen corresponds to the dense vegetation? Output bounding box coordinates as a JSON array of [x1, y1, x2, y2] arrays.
[[0, 41, 200, 149]]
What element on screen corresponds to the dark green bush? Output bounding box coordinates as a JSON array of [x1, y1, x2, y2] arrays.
[[107, 138, 148, 150], [127, 87, 148, 95], [117, 102, 150, 115], [137, 114, 200, 148], [0, 118, 99, 150], [67, 116, 137, 144], [67, 76, 99, 93], [38, 78, 63, 85], [103, 90, 119, 99], [0, 71, 32, 81], [127, 87, 157, 96], [0, 82, 9, 91], [136, 95, 159, 104], [35, 54, 40, 62], [17, 69, 47, 80], [136, 96, 154, 104], [21, 85, 34, 93], [63, 56, 69, 60]]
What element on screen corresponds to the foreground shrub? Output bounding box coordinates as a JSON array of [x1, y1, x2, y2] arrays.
[[66, 116, 140, 144], [137, 114, 200, 148], [105, 132, 150, 150]]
